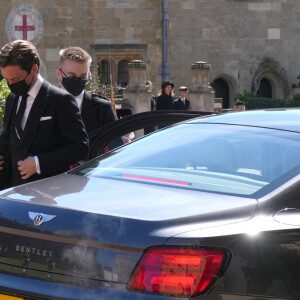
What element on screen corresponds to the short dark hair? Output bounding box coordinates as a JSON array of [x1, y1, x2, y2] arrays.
[[235, 101, 245, 107], [0, 40, 40, 73]]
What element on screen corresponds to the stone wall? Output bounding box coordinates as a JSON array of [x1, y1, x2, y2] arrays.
[[0, 0, 162, 88], [168, 0, 300, 106], [0, 0, 299, 108]]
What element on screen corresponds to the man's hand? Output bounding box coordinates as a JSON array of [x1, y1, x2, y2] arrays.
[[0, 156, 4, 171], [18, 156, 37, 180]]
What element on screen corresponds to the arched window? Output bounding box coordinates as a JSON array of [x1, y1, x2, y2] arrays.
[[211, 78, 230, 109], [117, 60, 129, 87], [98, 60, 110, 85], [256, 77, 272, 98]]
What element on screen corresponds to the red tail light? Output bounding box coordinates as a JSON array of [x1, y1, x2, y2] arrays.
[[128, 247, 226, 297]]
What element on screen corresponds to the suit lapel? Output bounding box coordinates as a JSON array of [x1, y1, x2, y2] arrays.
[[81, 91, 93, 130], [81, 91, 89, 119], [179, 98, 185, 110], [3, 93, 18, 133], [23, 80, 51, 148]]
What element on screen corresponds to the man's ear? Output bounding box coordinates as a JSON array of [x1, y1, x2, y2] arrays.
[[31, 64, 39, 73], [56, 68, 62, 81]]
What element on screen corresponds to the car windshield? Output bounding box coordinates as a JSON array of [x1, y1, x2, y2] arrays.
[[73, 123, 300, 197]]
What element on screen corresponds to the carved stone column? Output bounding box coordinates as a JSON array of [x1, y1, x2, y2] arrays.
[[126, 60, 150, 113], [189, 61, 215, 112]]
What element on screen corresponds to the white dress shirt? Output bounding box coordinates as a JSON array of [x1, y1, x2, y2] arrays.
[[16, 73, 44, 129], [74, 90, 84, 111]]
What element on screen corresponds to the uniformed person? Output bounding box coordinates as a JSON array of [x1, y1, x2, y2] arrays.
[[174, 86, 190, 110]]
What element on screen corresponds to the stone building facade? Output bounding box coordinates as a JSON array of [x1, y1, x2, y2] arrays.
[[0, 0, 299, 109]]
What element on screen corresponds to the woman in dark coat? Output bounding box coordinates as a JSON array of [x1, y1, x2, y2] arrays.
[[156, 81, 175, 110]]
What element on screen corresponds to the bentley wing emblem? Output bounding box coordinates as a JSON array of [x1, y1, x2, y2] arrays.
[[28, 212, 56, 226]]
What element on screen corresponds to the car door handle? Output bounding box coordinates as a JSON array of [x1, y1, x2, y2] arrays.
[[273, 208, 300, 226]]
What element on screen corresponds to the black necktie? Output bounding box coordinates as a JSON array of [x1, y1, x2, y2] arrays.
[[15, 94, 28, 137]]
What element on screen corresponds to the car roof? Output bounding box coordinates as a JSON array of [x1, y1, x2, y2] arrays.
[[187, 109, 300, 132]]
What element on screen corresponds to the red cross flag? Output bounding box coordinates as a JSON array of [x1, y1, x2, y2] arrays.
[[6, 4, 44, 46], [15, 14, 35, 41]]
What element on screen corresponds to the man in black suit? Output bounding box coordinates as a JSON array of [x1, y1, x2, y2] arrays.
[[56, 47, 117, 137], [0, 40, 88, 189], [174, 86, 190, 110]]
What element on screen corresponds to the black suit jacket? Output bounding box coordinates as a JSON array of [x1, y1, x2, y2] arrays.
[[81, 91, 117, 135], [174, 97, 190, 110], [0, 79, 88, 188], [156, 93, 174, 110]]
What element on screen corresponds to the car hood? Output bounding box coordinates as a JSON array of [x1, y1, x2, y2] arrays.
[[0, 173, 257, 223]]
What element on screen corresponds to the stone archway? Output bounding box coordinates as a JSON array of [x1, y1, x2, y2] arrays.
[[117, 59, 129, 87], [256, 77, 272, 98], [211, 78, 230, 108], [251, 57, 290, 99], [211, 75, 238, 109]]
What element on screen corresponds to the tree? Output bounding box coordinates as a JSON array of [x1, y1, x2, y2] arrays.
[[0, 79, 10, 131]]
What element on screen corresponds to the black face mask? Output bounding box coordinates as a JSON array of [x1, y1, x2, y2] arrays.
[[7, 73, 31, 97], [60, 69, 89, 97]]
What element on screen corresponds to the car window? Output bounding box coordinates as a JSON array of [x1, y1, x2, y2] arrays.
[[73, 124, 300, 197]]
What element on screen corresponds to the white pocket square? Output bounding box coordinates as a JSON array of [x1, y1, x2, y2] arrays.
[[40, 116, 52, 121]]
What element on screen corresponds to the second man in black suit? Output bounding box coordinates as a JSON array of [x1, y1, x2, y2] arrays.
[[56, 47, 117, 137]]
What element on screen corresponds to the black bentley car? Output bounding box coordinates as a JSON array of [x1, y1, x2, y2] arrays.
[[0, 109, 299, 299]]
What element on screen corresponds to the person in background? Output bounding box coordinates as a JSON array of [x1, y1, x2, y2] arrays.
[[0, 40, 88, 189], [145, 80, 157, 111], [235, 100, 245, 111], [145, 80, 152, 90], [144, 80, 157, 135], [156, 81, 175, 110], [57, 47, 117, 136], [174, 86, 190, 110]]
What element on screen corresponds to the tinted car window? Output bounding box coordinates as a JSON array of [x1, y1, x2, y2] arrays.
[[74, 124, 300, 196]]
